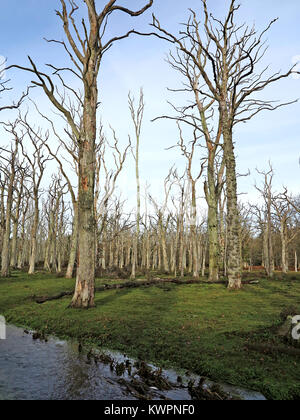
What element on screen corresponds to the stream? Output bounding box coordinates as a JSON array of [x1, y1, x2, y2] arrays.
[[0, 325, 266, 400]]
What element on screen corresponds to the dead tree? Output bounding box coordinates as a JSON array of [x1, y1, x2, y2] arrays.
[[0, 176, 6, 259], [17, 192, 30, 269], [272, 193, 299, 273], [95, 125, 131, 271], [149, 170, 175, 274], [10, 167, 27, 269], [171, 126, 205, 278], [19, 121, 50, 274], [152, 22, 225, 281], [43, 175, 67, 272], [40, 110, 80, 279], [0, 121, 25, 277], [128, 89, 145, 279], [171, 171, 188, 277], [255, 165, 275, 277], [8, 0, 154, 308], [149, 0, 299, 289]]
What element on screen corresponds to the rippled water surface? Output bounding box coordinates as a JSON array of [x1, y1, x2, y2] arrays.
[[0, 325, 266, 400], [0, 325, 139, 400]]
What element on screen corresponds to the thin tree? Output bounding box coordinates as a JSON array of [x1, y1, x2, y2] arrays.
[[8, 0, 154, 307], [128, 89, 145, 279], [255, 165, 275, 278], [0, 126, 22, 277], [272, 193, 299, 273]]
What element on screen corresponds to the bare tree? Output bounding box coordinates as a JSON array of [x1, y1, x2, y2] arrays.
[[149, 170, 175, 274], [8, 0, 154, 307], [272, 193, 299, 273], [0, 121, 25, 277], [170, 126, 205, 278], [149, 0, 298, 289], [255, 165, 275, 277], [95, 125, 131, 271], [10, 167, 27, 269], [128, 89, 145, 279], [19, 120, 50, 274], [44, 175, 67, 272], [152, 26, 225, 281]]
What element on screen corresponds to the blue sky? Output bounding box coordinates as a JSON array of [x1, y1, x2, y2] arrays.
[[0, 0, 299, 211]]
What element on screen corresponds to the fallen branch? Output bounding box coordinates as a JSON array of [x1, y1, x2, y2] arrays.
[[34, 277, 259, 304], [35, 291, 73, 304]]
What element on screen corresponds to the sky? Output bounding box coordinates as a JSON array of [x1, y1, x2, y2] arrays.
[[0, 0, 299, 213]]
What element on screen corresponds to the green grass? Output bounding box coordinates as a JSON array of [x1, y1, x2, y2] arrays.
[[0, 270, 300, 400]]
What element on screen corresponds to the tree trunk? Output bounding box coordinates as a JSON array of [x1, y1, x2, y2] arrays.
[[160, 221, 169, 273], [1, 199, 12, 278], [280, 220, 288, 273], [130, 237, 136, 280], [223, 127, 242, 289], [1, 164, 16, 277], [17, 204, 27, 269], [201, 237, 208, 277], [28, 196, 39, 275], [10, 181, 23, 269], [218, 197, 226, 275], [71, 77, 97, 308], [266, 194, 274, 278], [190, 182, 199, 278], [207, 197, 219, 281], [65, 204, 78, 278]]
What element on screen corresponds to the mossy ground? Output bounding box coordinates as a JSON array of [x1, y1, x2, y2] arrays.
[[0, 270, 299, 400]]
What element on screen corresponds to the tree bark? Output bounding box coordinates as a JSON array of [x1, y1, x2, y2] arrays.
[[66, 204, 78, 279], [71, 88, 97, 308], [28, 195, 39, 275], [1, 144, 18, 277], [223, 126, 242, 289], [280, 219, 288, 273]]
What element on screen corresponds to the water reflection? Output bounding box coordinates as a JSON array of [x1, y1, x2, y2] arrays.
[[0, 325, 135, 400], [0, 325, 266, 401]]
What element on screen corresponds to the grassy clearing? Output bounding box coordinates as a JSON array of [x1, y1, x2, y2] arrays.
[[0, 270, 299, 400]]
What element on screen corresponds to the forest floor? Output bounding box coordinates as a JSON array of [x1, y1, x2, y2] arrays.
[[0, 270, 299, 400]]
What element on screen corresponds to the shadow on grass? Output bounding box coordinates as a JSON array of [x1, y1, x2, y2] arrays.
[[95, 288, 132, 307]]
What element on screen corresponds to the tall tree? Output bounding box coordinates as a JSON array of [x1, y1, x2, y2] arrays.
[[9, 0, 154, 307], [272, 193, 299, 273], [10, 167, 26, 269], [255, 165, 275, 278], [19, 123, 49, 275], [150, 0, 298, 288], [0, 124, 21, 277], [153, 26, 225, 281], [128, 89, 145, 279], [172, 126, 205, 278]]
